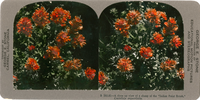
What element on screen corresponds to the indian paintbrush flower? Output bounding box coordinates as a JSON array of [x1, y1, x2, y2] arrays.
[[16, 17, 33, 37]]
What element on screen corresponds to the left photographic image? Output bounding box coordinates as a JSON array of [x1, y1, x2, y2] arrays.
[[13, 1, 98, 90]]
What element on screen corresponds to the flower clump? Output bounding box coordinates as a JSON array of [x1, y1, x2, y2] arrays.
[[115, 18, 130, 31], [114, 10, 142, 38], [126, 10, 141, 26], [84, 67, 96, 80], [72, 34, 86, 49], [169, 35, 182, 48], [16, 17, 33, 37], [28, 45, 35, 51], [43, 46, 63, 62], [98, 71, 108, 85], [177, 68, 184, 79], [150, 32, 164, 45], [124, 45, 132, 52], [63, 58, 82, 71], [160, 59, 176, 71], [139, 47, 153, 59], [13, 75, 18, 83], [32, 6, 50, 28], [56, 31, 71, 47], [163, 17, 178, 36], [117, 58, 133, 72], [69, 16, 83, 32], [50, 7, 71, 27], [144, 8, 167, 28], [25, 58, 40, 71]]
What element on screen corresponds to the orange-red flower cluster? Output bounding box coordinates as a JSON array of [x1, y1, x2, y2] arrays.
[[144, 8, 167, 28], [32, 6, 50, 28], [16, 17, 33, 37], [63, 60, 73, 71], [120, 30, 129, 38], [160, 59, 176, 71], [43, 46, 63, 62], [150, 32, 164, 45], [115, 18, 130, 38], [56, 31, 71, 47], [69, 16, 83, 32], [65, 16, 86, 49], [177, 68, 184, 79], [50, 7, 71, 27], [25, 58, 40, 71], [117, 58, 133, 72], [28, 45, 35, 51], [124, 45, 131, 52], [98, 71, 108, 85], [114, 10, 141, 38], [13, 75, 18, 83], [115, 18, 130, 37], [126, 10, 141, 26], [63, 58, 82, 71], [163, 17, 178, 36], [115, 18, 130, 31], [84, 67, 96, 80], [169, 35, 182, 48], [72, 34, 86, 49], [139, 47, 153, 59]]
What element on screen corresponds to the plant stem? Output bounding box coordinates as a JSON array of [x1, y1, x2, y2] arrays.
[[129, 32, 134, 39]]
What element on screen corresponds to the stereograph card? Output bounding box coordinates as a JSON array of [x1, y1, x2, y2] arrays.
[[0, 0, 200, 100]]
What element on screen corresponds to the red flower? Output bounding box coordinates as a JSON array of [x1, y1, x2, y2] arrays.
[[25, 58, 40, 71], [124, 45, 131, 51], [115, 18, 130, 31], [72, 58, 82, 70], [32, 6, 50, 28], [163, 17, 178, 36], [84, 67, 96, 80], [16, 17, 33, 37], [69, 16, 83, 32], [177, 68, 184, 79], [60, 59, 64, 63], [139, 47, 153, 59], [169, 35, 182, 48], [145, 8, 167, 28], [13, 75, 18, 83], [63, 58, 82, 71], [56, 31, 71, 47], [63, 60, 74, 71], [126, 10, 141, 25], [72, 34, 86, 49], [145, 9, 160, 25], [150, 32, 164, 45], [117, 58, 133, 72], [43, 46, 62, 60], [98, 71, 108, 85], [50, 7, 71, 27], [28, 45, 35, 51], [120, 30, 129, 38], [160, 59, 176, 71], [159, 11, 167, 20]]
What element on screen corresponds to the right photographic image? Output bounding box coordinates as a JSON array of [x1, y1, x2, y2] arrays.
[[98, 1, 184, 90]]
